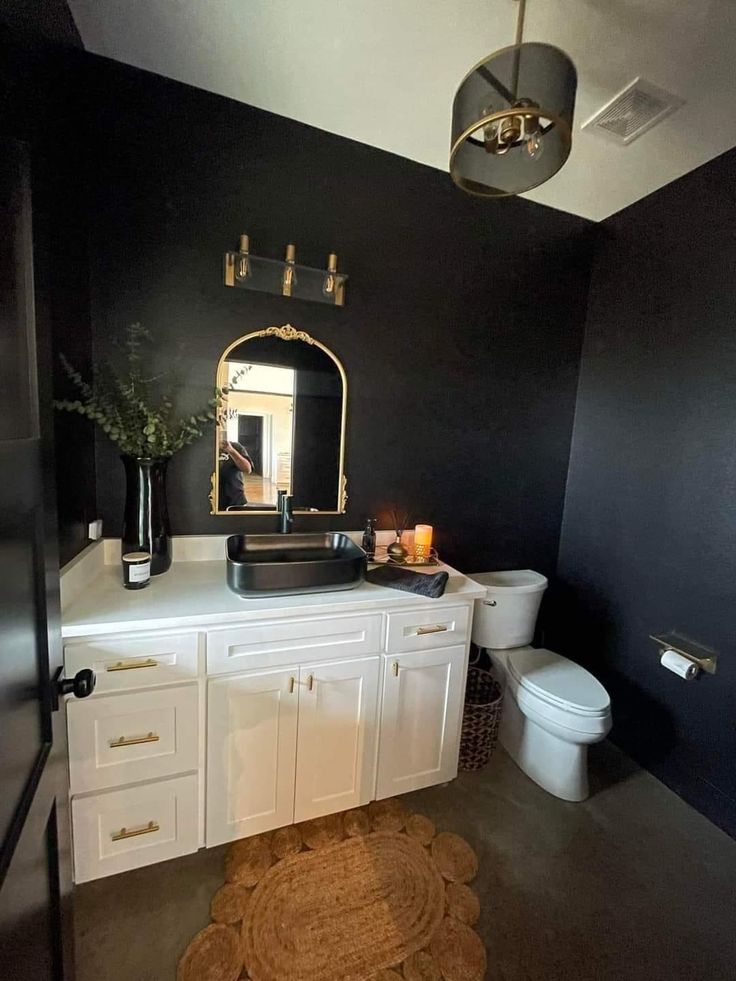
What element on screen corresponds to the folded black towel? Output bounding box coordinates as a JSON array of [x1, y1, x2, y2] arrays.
[[365, 565, 449, 598]]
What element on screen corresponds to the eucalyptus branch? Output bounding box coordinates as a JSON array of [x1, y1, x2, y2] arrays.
[[54, 323, 219, 460]]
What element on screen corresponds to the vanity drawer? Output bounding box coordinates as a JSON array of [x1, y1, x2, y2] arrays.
[[206, 613, 383, 674], [64, 631, 199, 693], [72, 774, 198, 883], [386, 604, 470, 653], [67, 684, 199, 793]]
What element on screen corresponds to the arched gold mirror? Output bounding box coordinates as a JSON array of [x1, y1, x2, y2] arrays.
[[210, 325, 347, 515]]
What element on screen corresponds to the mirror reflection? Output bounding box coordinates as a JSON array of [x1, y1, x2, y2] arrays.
[[214, 326, 346, 514]]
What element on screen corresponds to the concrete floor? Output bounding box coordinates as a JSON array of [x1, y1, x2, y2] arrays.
[[74, 743, 736, 981]]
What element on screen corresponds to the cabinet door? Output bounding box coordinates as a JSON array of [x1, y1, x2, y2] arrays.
[[294, 657, 380, 823], [206, 668, 298, 845], [376, 646, 466, 800]]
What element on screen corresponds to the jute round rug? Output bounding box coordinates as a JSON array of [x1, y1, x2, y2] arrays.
[[178, 799, 485, 981]]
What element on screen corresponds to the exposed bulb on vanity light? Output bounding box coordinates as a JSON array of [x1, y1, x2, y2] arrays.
[[282, 243, 297, 296], [235, 233, 251, 280], [322, 253, 338, 297]]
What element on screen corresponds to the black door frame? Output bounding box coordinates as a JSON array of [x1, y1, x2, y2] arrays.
[[0, 138, 75, 980]]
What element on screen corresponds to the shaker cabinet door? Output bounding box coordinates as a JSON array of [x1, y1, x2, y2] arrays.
[[376, 646, 466, 799], [206, 667, 298, 845], [294, 656, 380, 822]]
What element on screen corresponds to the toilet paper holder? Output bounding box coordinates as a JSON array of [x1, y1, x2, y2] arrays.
[[650, 632, 718, 675]]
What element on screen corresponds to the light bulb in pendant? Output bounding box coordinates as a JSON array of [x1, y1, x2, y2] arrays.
[[524, 131, 544, 161], [282, 244, 297, 296], [235, 233, 251, 281]]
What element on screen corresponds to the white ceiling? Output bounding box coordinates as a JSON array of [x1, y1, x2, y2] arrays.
[[68, 0, 736, 222]]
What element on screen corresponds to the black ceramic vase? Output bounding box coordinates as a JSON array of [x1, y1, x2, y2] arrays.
[[121, 455, 172, 575]]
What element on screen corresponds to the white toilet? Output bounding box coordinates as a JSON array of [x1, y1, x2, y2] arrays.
[[470, 571, 612, 802]]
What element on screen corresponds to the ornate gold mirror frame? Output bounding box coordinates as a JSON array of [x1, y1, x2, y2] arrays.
[[210, 324, 348, 515]]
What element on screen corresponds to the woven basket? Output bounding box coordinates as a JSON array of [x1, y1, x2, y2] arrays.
[[459, 667, 504, 771]]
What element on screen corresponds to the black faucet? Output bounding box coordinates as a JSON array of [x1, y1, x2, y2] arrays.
[[277, 490, 293, 534]]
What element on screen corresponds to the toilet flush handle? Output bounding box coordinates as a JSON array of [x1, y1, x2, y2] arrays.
[[484, 599, 497, 607]]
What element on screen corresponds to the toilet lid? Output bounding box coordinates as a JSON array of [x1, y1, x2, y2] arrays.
[[508, 648, 610, 716]]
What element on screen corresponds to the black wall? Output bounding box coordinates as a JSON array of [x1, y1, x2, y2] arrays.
[[0, 0, 81, 48], [0, 25, 96, 567], [556, 148, 736, 838], [61, 53, 594, 574]]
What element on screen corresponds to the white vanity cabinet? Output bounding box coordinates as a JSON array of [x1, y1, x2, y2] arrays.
[[293, 655, 380, 823], [206, 667, 298, 843], [61, 556, 483, 882], [376, 646, 467, 799], [206, 655, 380, 846], [63, 628, 203, 883]]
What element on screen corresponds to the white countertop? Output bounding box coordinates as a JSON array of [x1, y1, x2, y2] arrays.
[[61, 552, 486, 638]]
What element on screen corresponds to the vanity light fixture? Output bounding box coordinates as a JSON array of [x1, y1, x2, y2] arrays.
[[223, 237, 348, 305], [282, 243, 297, 297], [322, 253, 345, 306], [235, 234, 252, 281], [450, 0, 577, 197]]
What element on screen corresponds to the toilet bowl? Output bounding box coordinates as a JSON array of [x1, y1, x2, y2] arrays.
[[469, 570, 612, 801], [489, 647, 611, 801]]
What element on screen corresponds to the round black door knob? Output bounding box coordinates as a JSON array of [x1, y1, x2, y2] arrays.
[[57, 668, 96, 699]]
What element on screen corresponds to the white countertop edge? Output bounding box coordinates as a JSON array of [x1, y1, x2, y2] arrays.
[[60, 540, 105, 613], [61, 557, 486, 639], [61, 589, 485, 638]]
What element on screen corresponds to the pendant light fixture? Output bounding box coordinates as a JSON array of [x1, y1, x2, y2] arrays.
[[450, 0, 577, 197]]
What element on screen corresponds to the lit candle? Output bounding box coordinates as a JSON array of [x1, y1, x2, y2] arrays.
[[414, 524, 433, 559]]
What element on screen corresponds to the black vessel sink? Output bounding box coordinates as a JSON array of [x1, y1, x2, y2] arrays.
[[226, 533, 367, 597]]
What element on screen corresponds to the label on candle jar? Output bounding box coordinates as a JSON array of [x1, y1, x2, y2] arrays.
[[123, 551, 151, 589], [129, 562, 150, 583]]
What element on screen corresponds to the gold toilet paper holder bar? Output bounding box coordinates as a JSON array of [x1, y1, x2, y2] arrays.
[[650, 632, 718, 675]]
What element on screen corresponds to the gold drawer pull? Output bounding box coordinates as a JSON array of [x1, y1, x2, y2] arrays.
[[111, 820, 159, 842], [107, 658, 158, 672], [416, 624, 448, 635], [307, 674, 314, 692], [288, 676, 295, 694], [109, 731, 160, 748]]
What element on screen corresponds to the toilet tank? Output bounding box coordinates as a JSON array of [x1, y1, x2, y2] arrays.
[[469, 570, 548, 649]]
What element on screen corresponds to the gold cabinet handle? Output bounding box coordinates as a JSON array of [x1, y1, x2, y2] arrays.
[[111, 820, 159, 842], [392, 661, 399, 677], [107, 658, 158, 672], [416, 624, 448, 635], [307, 674, 314, 692], [288, 676, 295, 694], [109, 731, 160, 748]]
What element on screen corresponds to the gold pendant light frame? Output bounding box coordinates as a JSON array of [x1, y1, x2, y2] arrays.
[[450, 0, 576, 197]]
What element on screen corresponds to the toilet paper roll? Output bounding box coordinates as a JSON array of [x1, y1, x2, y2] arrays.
[[660, 649, 699, 680]]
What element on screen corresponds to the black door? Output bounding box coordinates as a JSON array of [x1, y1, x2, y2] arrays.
[[238, 414, 263, 474], [0, 141, 92, 979]]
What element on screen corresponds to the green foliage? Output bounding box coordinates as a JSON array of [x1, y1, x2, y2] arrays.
[[54, 323, 220, 460]]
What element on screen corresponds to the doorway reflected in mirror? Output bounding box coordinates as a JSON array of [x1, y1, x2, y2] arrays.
[[212, 325, 347, 515]]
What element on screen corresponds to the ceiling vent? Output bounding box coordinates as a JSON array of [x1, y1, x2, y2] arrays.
[[582, 77, 684, 145]]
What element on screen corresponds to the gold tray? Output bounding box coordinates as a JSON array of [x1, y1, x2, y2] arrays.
[[369, 551, 441, 569]]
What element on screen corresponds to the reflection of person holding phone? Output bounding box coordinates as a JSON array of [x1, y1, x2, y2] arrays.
[[219, 438, 253, 509]]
